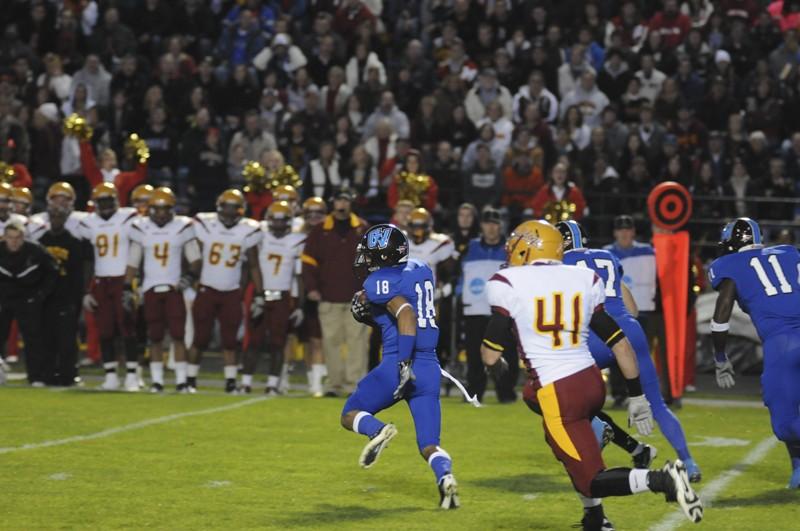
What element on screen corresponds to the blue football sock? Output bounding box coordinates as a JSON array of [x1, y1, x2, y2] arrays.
[[648, 389, 691, 460], [428, 447, 452, 483], [353, 412, 385, 438]]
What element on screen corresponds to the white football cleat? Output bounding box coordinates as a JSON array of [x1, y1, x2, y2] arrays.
[[666, 460, 703, 523], [359, 423, 398, 469], [438, 474, 460, 509], [101, 373, 120, 391], [123, 373, 139, 392]]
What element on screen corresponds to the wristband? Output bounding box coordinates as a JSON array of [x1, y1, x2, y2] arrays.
[[625, 377, 643, 397], [710, 320, 730, 333], [398, 334, 415, 362], [714, 352, 729, 363]]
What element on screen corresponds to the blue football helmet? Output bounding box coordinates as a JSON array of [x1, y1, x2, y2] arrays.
[[555, 220, 588, 252], [354, 224, 409, 276], [719, 217, 762, 254]]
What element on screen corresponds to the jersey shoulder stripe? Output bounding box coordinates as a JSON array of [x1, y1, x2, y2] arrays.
[[489, 272, 512, 286]]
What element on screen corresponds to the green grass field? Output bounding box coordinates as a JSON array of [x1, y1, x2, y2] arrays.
[[0, 383, 796, 530]]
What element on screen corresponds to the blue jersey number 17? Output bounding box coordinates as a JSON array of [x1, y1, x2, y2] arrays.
[[576, 258, 617, 297], [415, 280, 438, 329]]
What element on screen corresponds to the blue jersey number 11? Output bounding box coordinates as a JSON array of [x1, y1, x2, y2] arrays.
[[749, 255, 792, 296], [414, 280, 438, 329]]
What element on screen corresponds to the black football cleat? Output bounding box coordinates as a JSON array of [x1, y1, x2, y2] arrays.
[[225, 379, 238, 394], [150, 382, 164, 393], [577, 505, 614, 531], [359, 423, 398, 468]]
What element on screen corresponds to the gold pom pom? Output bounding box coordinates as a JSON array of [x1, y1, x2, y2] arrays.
[[0, 162, 15, 183], [242, 161, 268, 193], [125, 133, 150, 164], [266, 164, 302, 190], [62, 113, 93, 141], [396, 171, 430, 207], [542, 200, 577, 223]]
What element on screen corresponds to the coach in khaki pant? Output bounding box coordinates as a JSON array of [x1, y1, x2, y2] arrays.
[[301, 190, 368, 396]]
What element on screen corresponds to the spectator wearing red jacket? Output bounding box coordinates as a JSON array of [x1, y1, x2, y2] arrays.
[[80, 141, 146, 206], [649, 0, 691, 49], [529, 162, 587, 220]]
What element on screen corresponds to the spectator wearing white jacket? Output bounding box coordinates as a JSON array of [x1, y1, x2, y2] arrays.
[[253, 33, 308, 76], [464, 68, 512, 125], [346, 42, 386, 88], [476, 101, 514, 154], [559, 71, 610, 128], [363, 118, 397, 175], [512, 71, 559, 124], [634, 53, 666, 104]]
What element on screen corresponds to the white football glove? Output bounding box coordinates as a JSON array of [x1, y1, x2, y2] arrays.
[[627, 394, 654, 436], [178, 274, 195, 291], [715, 356, 735, 389], [392, 359, 416, 400], [0, 358, 7, 385], [250, 293, 266, 321], [289, 308, 304, 327], [82, 293, 98, 312]]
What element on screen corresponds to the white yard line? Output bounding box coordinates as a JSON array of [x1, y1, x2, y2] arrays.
[[0, 397, 268, 455], [682, 398, 763, 409], [649, 436, 780, 531]]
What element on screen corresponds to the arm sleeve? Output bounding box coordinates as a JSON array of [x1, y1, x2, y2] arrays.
[[363, 271, 402, 305], [589, 309, 626, 347], [707, 258, 730, 290], [127, 241, 143, 268], [79, 141, 102, 189], [116, 164, 147, 207], [483, 311, 513, 352], [183, 239, 201, 263], [486, 272, 514, 315], [589, 272, 607, 312], [243, 226, 263, 250]]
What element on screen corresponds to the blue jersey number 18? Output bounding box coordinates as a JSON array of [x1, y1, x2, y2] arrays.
[[414, 280, 438, 329]]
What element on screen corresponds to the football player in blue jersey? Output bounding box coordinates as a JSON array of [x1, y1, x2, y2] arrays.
[[556, 221, 701, 482], [340, 224, 460, 509], [709, 217, 800, 489]]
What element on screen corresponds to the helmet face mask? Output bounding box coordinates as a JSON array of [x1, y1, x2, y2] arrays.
[[719, 217, 762, 254], [408, 207, 432, 244], [216, 189, 245, 226], [95, 196, 118, 219], [267, 200, 293, 236], [150, 205, 173, 227]]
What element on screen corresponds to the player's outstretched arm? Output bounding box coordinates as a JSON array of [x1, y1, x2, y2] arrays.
[[711, 279, 737, 388], [591, 310, 654, 436], [386, 295, 417, 399]]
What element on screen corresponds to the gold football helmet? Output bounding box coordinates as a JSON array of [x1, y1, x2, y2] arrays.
[[47, 181, 76, 202], [131, 184, 154, 215], [10, 187, 32, 215], [506, 220, 564, 266], [408, 207, 432, 244], [273, 184, 298, 204], [92, 182, 118, 201], [217, 188, 245, 225], [149, 187, 176, 207]]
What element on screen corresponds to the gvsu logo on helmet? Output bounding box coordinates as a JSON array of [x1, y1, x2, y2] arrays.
[[469, 278, 485, 295], [367, 227, 392, 249]]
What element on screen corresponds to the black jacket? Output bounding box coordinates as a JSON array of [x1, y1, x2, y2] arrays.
[[38, 229, 89, 304], [0, 241, 58, 303]]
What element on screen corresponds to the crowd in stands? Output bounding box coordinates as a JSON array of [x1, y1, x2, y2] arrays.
[[2, 0, 800, 249]]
